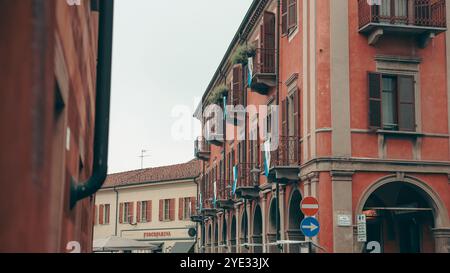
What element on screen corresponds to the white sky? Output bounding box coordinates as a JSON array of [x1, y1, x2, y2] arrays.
[[108, 0, 253, 173]]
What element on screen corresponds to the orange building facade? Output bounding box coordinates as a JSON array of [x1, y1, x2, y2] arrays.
[[0, 0, 113, 252], [194, 0, 450, 253]]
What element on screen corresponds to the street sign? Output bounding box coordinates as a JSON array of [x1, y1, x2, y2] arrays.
[[300, 197, 319, 216], [300, 217, 320, 238], [337, 214, 352, 227], [357, 214, 367, 242]]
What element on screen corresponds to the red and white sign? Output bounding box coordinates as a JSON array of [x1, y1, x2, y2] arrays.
[[301, 197, 319, 216]]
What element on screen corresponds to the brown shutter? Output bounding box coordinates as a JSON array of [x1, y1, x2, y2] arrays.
[[368, 72, 383, 129], [293, 88, 299, 136], [288, 0, 297, 30], [282, 0, 288, 35], [190, 197, 196, 216], [147, 201, 152, 222], [262, 12, 276, 73], [232, 64, 243, 105], [99, 205, 104, 225], [179, 198, 184, 220], [159, 200, 164, 221], [136, 201, 141, 223], [397, 75, 415, 131], [169, 199, 176, 221], [282, 99, 288, 137], [119, 203, 123, 224], [129, 202, 134, 223]]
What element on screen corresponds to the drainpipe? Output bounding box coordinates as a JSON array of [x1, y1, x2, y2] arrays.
[[70, 0, 114, 208], [275, 0, 282, 252], [114, 187, 119, 236]]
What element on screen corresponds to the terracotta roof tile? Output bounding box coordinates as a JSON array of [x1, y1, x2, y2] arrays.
[[102, 159, 201, 188]]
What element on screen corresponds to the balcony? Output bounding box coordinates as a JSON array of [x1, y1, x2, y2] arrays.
[[201, 198, 219, 218], [215, 179, 235, 210], [358, 0, 446, 47], [226, 89, 245, 126], [234, 163, 260, 200], [249, 48, 277, 95], [267, 136, 301, 183], [194, 137, 210, 161]]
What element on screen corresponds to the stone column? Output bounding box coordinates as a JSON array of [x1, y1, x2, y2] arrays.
[[331, 171, 354, 253], [235, 205, 240, 253], [433, 228, 450, 253], [279, 185, 286, 245]]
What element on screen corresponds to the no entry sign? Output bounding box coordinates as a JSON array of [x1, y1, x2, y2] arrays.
[[300, 197, 319, 217]]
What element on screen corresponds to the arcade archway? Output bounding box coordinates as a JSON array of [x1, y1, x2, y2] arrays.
[[268, 197, 280, 253], [287, 189, 305, 253], [253, 204, 263, 253]]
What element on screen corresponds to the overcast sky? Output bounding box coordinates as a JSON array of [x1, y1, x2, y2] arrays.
[[108, 0, 253, 174]]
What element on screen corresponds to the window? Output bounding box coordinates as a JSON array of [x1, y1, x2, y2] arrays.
[[183, 197, 191, 219], [137, 201, 151, 223], [164, 199, 170, 221], [282, 0, 298, 35], [119, 202, 134, 224], [99, 204, 110, 225], [368, 72, 416, 131]]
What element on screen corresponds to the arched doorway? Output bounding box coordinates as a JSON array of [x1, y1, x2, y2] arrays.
[[361, 181, 438, 253], [201, 224, 206, 253], [253, 204, 263, 253], [240, 209, 249, 253], [230, 215, 237, 253], [287, 189, 305, 253], [214, 221, 219, 253], [222, 216, 227, 252], [268, 197, 280, 253]]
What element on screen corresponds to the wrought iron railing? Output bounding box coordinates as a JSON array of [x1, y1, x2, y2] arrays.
[[253, 48, 276, 74], [195, 137, 210, 157], [236, 162, 259, 188], [269, 136, 301, 167], [358, 0, 446, 29]]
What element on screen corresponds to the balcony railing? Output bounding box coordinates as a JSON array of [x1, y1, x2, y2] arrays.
[[194, 137, 210, 160], [253, 48, 276, 75], [217, 179, 232, 200], [236, 162, 259, 188], [358, 0, 446, 30], [270, 136, 301, 167]]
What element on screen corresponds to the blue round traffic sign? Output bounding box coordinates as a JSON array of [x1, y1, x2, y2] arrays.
[[300, 217, 320, 238]]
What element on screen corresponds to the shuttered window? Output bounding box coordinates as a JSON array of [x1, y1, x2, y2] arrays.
[[282, 0, 298, 35], [368, 72, 416, 131]]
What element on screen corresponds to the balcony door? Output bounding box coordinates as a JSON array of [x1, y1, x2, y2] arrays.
[[379, 0, 408, 23]]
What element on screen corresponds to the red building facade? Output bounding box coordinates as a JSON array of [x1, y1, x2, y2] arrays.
[[194, 0, 450, 253], [0, 0, 113, 252]]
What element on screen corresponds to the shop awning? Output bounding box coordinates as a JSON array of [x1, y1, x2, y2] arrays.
[[170, 241, 196, 253], [93, 236, 158, 252]]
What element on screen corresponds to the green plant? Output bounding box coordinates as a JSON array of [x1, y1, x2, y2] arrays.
[[231, 44, 257, 65], [207, 84, 229, 105]]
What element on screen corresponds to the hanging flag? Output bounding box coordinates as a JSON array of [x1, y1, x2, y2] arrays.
[[199, 193, 202, 212], [264, 139, 271, 177], [232, 165, 238, 195], [213, 181, 217, 207], [223, 95, 228, 119], [248, 57, 253, 86]]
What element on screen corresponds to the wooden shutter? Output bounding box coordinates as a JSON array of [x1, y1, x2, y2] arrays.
[[159, 200, 163, 221], [282, 0, 288, 35], [169, 199, 176, 221], [119, 203, 123, 224], [93, 205, 97, 225], [261, 12, 276, 73], [293, 88, 299, 136], [129, 202, 134, 223], [288, 0, 297, 30], [397, 75, 415, 131], [282, 99, 288, 137], [368, 72, 383, 129], [179, 198, 184, 220], [146, 201, 152, 222], [190, 197, 196, 216], [232, 64, 243, 105], [99, 205, 104, 225], [136, 201, 141, 223]]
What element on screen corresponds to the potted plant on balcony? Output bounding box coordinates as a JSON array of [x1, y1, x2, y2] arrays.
[[231, 44, 257, 65], [207, 84, 229, 106]]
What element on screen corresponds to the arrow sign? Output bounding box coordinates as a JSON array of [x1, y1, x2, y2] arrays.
[[301, 197, 319, 217], [300, 217, 320, 238]]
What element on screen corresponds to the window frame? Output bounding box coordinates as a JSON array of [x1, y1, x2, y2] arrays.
[[163, 199, 170, 221]]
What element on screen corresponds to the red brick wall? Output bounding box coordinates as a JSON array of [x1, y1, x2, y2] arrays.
[[0, 0, 100, 252]]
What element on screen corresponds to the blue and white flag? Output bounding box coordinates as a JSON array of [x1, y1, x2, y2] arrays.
[[223, 95, 228, 119], [247, 57, 253, 86], [199, 193, 203, 212], [264, 140, 271, 177], [213, 181, 217, 207], [232, 165, 238, 195]]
